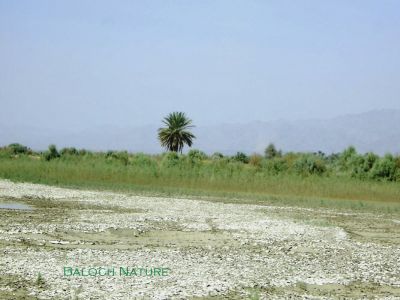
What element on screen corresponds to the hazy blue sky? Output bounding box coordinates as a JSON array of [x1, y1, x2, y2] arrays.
[[1, 1, 399, 130]]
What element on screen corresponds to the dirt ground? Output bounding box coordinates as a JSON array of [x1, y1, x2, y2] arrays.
[[0, 180, 399, 299]]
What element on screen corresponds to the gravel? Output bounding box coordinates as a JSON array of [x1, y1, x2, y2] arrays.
[[0, 179, 399, 299]]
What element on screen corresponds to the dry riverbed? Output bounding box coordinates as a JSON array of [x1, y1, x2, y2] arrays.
[[0, 180, 399, 299]]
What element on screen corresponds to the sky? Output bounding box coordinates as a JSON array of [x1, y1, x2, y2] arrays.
[[1, 0, 399, 131]]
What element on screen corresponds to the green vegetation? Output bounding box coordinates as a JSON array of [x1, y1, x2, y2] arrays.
[[43, 144, 60, 161], [0, 143, 399, 212], [158, 111, 196, 153], [7, 143, 31, 155], [264, 143, 282, 159], [35, 273, 45, 286]]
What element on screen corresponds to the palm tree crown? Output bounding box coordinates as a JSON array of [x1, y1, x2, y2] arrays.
[[158, 112, 195, 153]]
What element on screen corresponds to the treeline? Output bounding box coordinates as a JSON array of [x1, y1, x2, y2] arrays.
[[1, 143, 400, 182]]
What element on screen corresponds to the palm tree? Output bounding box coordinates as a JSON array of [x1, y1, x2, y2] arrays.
[[158, 112, 196, 153]]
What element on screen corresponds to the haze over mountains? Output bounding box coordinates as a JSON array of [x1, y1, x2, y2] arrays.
[[1, 109, 399, 155]]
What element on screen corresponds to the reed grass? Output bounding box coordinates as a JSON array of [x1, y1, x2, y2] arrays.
[[0, 154, 399, 213]]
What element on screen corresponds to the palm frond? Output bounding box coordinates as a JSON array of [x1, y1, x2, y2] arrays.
[[158, 112, 196, 153]]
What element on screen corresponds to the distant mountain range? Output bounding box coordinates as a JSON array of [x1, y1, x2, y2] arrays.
[[1, 109, 399, 155]]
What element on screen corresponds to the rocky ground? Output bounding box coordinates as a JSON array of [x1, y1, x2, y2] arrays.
[[0, 179, 399, 299]]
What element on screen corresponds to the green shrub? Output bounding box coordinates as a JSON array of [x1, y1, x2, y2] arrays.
[[232, 152, 249, 163], [351, 152, 378, 179], [111, 151, 129, 166], [131, 153, 157, 168], [370, 154, 398, 181], [281, 152, 300, 169], [1, 142, 399, 184], [105, 150, 115, 158], [161, 152, 181, 168], [104, 150, 129, 165], [313, 150, 326, 157], [211, 152, 224, 160], [77, 149, 88, 156], [210, 156, 230, 171], [36, 272, 45, 286], [7, 143, 30, 155], [395, 156, 400, 168], [223, 161, 245, 178], [338, 146, 357, 171], [60, 147, 78, 156], [293, 154, 326, 176], [43, 144, 60, 161], [263, 157, 288, 174], [187, 149, 207, 162], [249, 153, 263, 167], [396, 156, 400, 180], [348, 154, 365, 177], [326, 153, 340, 164], [264, 143, 282, 159]]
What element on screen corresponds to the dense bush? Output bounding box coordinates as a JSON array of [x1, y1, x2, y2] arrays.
[[43, 144, 60, 161], [105, 150, 115, 158], [249, 154, 263, 167], [106, 151, 129, 166], [1, 143, 399, 183], [232, 152, 249, 163], [187, 149, 207, 163], [60, 147, 78, 156], [284, 152, 301, 168], [293, 154, 326, 176], [338, 146, 357, 171], [263, 157, 288, 174], [7, 143, 30, 155], [211, 152, 224, 160], [370, 154, 398, 181], [161, 152, 181, 168], [350, 152, 378, 179], [131, 153, 157, 168], [264, 143, 281, 159]]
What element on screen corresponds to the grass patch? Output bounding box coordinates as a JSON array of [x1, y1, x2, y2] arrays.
[[0, 155, 399, 213]]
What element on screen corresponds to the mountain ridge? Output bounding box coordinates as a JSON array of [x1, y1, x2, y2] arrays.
[[1, 109, 399, 155]]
